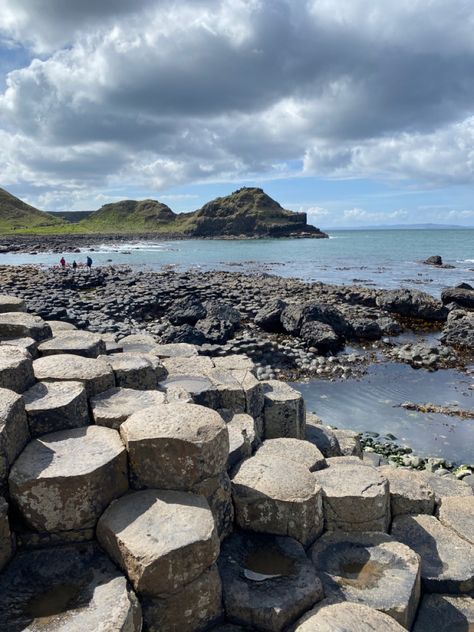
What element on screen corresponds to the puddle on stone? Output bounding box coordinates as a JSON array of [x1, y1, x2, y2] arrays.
[[338, 559, 385, 589], [243, 548, 296, 582], [161, 375, 213, 394], [27, 583, 81, 625]]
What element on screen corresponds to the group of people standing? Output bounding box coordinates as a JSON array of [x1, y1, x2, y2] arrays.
[[59, 256, 93, 270]]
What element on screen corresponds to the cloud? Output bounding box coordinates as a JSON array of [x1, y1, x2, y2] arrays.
[[0, 0, 473, 209]]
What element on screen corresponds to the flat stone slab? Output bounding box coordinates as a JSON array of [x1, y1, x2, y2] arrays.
[[391, 514, 474, 593], [100, 353, 167, 389], [262, 380, 305, 440], [419, 471, 474, 506], [256, 438, 326, 472], [33, 354, 115, 397], [97, 489, 219, 596], [91, 387, 166, 429], [46, 320, 77, 334], [413, 594, 474, 632], [154, 342, 199, 358], [310, 531, 420, 628], [121, 402, 229, 489], [0, 344, 35, 393], [0, 312, 51, 342], [38, 331, 106, 358], [214, 354, 255, 371], [0, 543, 142, 632], [313, 461, 390, 532], [379, 466, 435, 516], [162, 355, 215, 375], [118, 334, 160, 354], [438, 496, 474, 545], [9, 425, 128, 533], [219, 531, 323, 632], [23, 380, 90, 437], [0, 294, 26, 313], [293, 600, 406, 631], [232, 454, 323, 547], [0, 387, 29, 484], [0, 336, 37, 357]]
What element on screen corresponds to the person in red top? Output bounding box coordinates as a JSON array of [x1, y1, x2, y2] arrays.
[[60, 257, 66, 267]]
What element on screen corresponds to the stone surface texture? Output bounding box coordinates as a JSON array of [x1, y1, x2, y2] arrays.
[[33, 353, 115, 397]]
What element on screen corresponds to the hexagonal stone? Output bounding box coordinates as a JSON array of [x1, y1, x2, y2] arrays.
[[33, 354, 115, 397], [219, 531, 323, 632], [0, 344, 35, 392], [379, 466, 435, 516], [313, 461, 390, 532], [0, 312, 52, 342], [262, 380, 305, 440], [46, 320, 77, 334], [391, 514, 474, 593], [413, 594, 474, 632], [91, 387, 166, 429], [162, 355, 215, 375], [214, 354, 255, 371], [97, 489, 220, 596], [0, 497, 14, 572], [193, 471, 234, 540], [419, 471, 474, 507], [99, 352, 167, 389], [0, 336, 37, 357], [141, 564, 222, 632], [221, 411, 256, 469], [38, 331, 106, 358], [231, 368, 264, 419], [23, 381, 90, 437], [154, 342, 199, 358], [0, 294, 26, 313], [256, 438, 326, 472], [438, 496, 474, 544], [305, 415, 342, 457], [0, 387, 29, 486], [310, 532, 421, 628], [9, 426, 128, 533], [118, 334, 159, 354], [332, 428, 362, 458], [121, 402, 229, 490], [293, 600, 406, 631], [232, 454, 323, 547], [0, 543, 142, 632]]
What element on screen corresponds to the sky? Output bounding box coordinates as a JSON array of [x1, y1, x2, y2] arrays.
[[0, 0, 473, 228]]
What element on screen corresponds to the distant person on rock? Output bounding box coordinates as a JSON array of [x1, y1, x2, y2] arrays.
[[72, 260, 77, 271], [60, 257, 66, 268], [86, 256, 93, 270]]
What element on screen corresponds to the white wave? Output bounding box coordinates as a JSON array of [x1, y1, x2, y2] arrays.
[[82, 241, 178, 253]]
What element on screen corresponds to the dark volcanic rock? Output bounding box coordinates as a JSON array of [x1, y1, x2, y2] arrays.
[[299, 321, 342, 353], [376, 288, 447, 321], [441, 287, 474, 309], [160, 324, 207, 345], [196, 318, 235, 344], [424, 255, 443, 266], [441, 309, 474, 350], [254, 298, 287, 333], [168, 296, 206, 325]]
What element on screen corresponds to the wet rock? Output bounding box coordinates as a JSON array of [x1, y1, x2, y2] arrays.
[[413, 593, 474, 632], [313, 461, 390, 532], [0, 312, 52, 341], [33, 354, 115, 397], [0, 345, 35, 393], [232, 454, 323, 546], [90, 386, 165, 429], [99, 352, 166, 389], [376, 289, 447, 321], [0, 294, 26, 313], [97, 489, 219, 596], [38, 331, 106, 358], [391, 514, 474, 593], [305, 415, 342, 457], [0, 497, 14, 572], [441, 308, 474, 349], [0, 387, 29, 487], [292, 600, 407, 631], [219, 531, 323, 632], [310, 531, 420, 628], [437, 496, 474, 545], [262, 380, 305, 440], [23, 380, 90, 437], [256, 438, 326, 471], [441, 286, 474, 309], [9, 426, 128, 533], [379, 466, 435, 516], [0, 543, 142, 631], [424, 255, 443, 266], [120, 402, 228, 489]]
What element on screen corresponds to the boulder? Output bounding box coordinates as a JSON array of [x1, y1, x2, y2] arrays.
[[379, 466, 435, 516], [0, 387, 29, 486], [292, 600, 407, 631], [0, 497, 14, 572], [331, 428, 362, 458], [91, 387, 166, 429], [232, 454, 323, 547], [9, 426, 128, 533], [120, 402, 229, 489], [413, 594, 474, 632], [376, 289, 447, 321], [424, 255, 443, 266], [299, 321, 342, 353], [0, 312, 52, 341], [302, 302, 352, 338], [196, 318, 235, 344], [313, 461, 390, 532], [441, 309, 474, 349], [0, 543, 142, 631], [168, 296, 206, 326], [305, 415, 342, 457], [23, 380, 90, 437], [97, 489, 219, 596], [38, 331, 106, 358], [441, 287, 474, 308], [219, 531, 323, 632], [310, 531, 420, 628], [391, 514, 474, 593], [262, 380, 305, 440], [99, 352, 166, 389], [254, 298, 287, 333], [0, 294, 26, 313], [281, 303, 304, 335], [437, 496, 474, 544], [256, 438, 326, 472], [33, 354, 115, 397], [0, 344, 35, 393]]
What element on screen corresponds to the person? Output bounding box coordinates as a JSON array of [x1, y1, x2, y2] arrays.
[[72, 260, 77, 271], [86, 256, 92, 269], [60, 256, 66, 267]]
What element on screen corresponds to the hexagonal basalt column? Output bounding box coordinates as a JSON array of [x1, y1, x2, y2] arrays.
[[0, 294, 26, 313], [97, 489, 220, 596], [222, 411, 256, 469], [9, 426, 128, 534], [438, 496, 474, 544], [231, 368, 264, 420], [120, 402, 229, 490], [262, 380, 305, 440], [0, 497, 14, 572], [379, 466, 435, 516], [192, 471, 234, 540], [256, 438, 326, 472], [218, 531, 323, 632], [23, 380, 90, 437], [0, 387, 30, 488], [154, 342, 199, 358], [232, 454, 323, 547], [38, 331, 106, 358], [0, 543, 142, 631], [33, 354, 115, 397], [313, 460, 390, 532], [293, 601, 407, 631], [206, 368, 246, 412], [310, 531, 421, 628], [100, 352, 167, 389], [413, 594, 474, 632], [0, 312, 52, 342], [91, 387, 166, 429], [162, 355, 215, 375], [0, 345, 35, 393]]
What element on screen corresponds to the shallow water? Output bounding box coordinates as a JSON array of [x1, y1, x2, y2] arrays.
[[293, 362, 474, 465], [244, 548, 296, 581]]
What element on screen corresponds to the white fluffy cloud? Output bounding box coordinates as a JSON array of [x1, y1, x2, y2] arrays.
[[0, 0, 474, 210]]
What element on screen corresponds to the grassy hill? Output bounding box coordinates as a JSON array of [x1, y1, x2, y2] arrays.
[[78, 199, 180, 232], [0, 188, 67, 233]]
